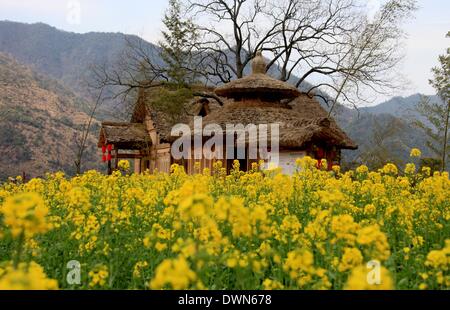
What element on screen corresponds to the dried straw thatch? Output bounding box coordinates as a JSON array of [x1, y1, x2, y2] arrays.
[[191, 97, 357, 149], [98, 122, 150, 149], [289, 94, 357, 149], [215, 52, 300, 100]]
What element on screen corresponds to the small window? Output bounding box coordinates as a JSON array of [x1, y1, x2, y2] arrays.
[[197, 99, 210, 117], [198, 106, 208, 117]]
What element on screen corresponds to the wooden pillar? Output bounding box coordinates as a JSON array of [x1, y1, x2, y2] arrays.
[[134, 150, 141, 174], [114, 148, 119, 169]]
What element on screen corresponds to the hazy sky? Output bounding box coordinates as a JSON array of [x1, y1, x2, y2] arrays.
[[0, 0, 449, 104]]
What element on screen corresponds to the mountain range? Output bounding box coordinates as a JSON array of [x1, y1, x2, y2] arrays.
[[0, 20, 434, 178]]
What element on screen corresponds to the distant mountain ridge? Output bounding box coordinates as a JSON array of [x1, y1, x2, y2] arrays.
[[361, 94, 440, 122], [0, 20, 159, 106]]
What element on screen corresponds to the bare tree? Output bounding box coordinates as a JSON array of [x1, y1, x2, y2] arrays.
[[187, 0, 417, 110], [73, 88, 105, 174], [90, 0, 223, 112], [91, 0, 416, 115], [90, 35, 167, 104], [357, 116, 405, 169]]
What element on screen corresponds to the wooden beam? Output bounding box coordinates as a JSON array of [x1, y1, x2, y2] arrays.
[[114, 149, 119, 169], [112, 153, 146, 159]]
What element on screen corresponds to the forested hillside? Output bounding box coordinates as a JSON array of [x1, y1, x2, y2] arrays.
[[0, 52, 101, 179]]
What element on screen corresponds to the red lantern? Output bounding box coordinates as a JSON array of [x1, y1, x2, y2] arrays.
[[102, 155, 107, 162], [107, 144, 113, 151], [102, 145, 106, 153], [317, 148, 324, 159], [107, 153, 112, 161]]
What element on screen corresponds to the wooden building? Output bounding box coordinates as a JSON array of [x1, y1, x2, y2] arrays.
[[98, 52, 357, 174]]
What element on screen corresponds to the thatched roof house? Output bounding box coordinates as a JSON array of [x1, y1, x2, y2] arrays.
[[98, 122, 150, 150], [98, 52, 356, 174]]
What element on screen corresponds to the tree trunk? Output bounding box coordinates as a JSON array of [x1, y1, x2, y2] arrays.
[[236, 56, 244, 79]]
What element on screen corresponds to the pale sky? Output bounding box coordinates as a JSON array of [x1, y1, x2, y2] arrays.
[[0, 0, 449, 105]]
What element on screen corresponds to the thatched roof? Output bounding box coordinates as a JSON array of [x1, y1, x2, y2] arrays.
[[215, 52, 300, 100], [289, 94, 357, 149], [98, 122, 150, 149], [189, 95, 357, 150]]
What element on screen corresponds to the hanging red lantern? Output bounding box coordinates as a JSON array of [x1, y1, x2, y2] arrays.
[[102, 155, 107, 162], [107, 153, 112, 161], [102, 145, 106, 153], [107, 144, 113, 151], [317, 148, 324, 159]]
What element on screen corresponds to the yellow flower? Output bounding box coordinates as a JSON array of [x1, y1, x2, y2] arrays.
[[283, 249, 315, 280], [149, 256, 197, 290], [133, 261, 149, 278], [356, 225, 390, 261], [405, 163, 416, 175], [339, 248, 364, 272], [410, 148, 421, 158], [345, 265, 393, 290], [295, 156, 318, 170], [381, 163, 398, 175], [66, 187, 91, 209], [226, 258, 238, 268], [356, 165, 369, 174], [0, 261, 58, 290], [88, 265, 109, 288], [0, 147, 447, 290], [425, 249, 448, 270], [118, 160, 130, 171], [331, 214, 360, 244], [332, 165, 341, 174], [364, 204, 376, 215], [1, 192, 51, 238], [155, 242, 168, 252], [263, 278, 284, 290]]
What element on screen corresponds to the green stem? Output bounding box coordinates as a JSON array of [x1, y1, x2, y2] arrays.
[[14, 230, 25, 268]]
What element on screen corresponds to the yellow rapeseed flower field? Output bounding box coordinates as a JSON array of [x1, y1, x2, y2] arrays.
[[0, 155, 449, 290]]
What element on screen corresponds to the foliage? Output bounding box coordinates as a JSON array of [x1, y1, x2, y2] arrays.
[[420, 158, 442, 174], [356, 117, 405, 170], [149, 85, 194, 121], [413, 32, 450, 171], [160, 0, 198, 86], [0, 153, 448, 290], [342, 113, 427, 170]]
